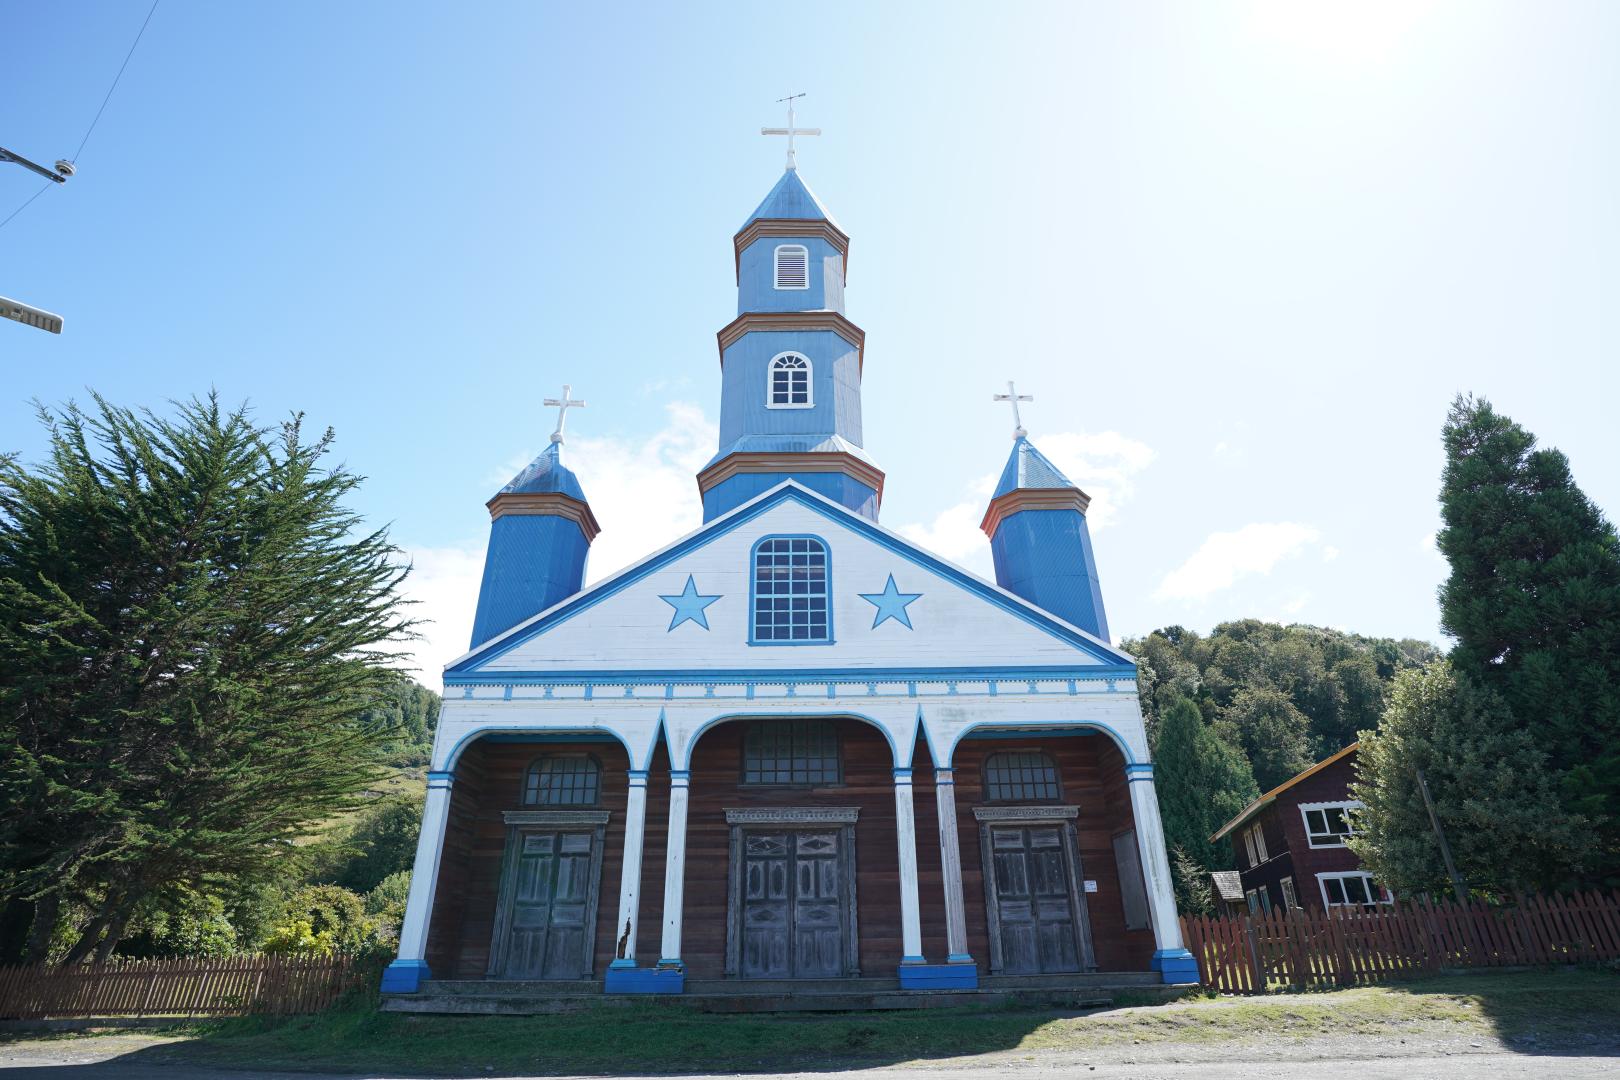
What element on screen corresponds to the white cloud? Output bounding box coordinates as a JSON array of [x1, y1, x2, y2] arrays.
[[1284, 591, 1313, 614], [1155, 522, 1323, 602], [393, 402, 719, 681], [1322, 545, 1341, 562], [895, 430, 1155, 578]]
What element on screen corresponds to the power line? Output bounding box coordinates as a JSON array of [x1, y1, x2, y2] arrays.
[[71, 0, 161, 164], [0, 181, 52, 232]]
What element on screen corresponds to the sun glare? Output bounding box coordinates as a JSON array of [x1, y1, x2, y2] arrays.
[[1245, 0, 1442, 65]]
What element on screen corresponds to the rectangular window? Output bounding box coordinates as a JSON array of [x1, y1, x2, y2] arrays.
[[1318, 871, 1391, 910], [1280, 876, 1299, 910], [742, 719, 841, 786], [1245, 823, 1269, 865], [1245, 889, 1260, 913], [751, 536, 830, 643], [985, 751, 1061, 802], [1301, 801, 1362, 847]]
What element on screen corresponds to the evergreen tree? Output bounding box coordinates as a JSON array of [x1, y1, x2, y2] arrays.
[[1437, 395, 1620, 881], [1349, 660, 1590, 896], [0, 394, 415, 963], [1153, 696, 1259, 903], [1218, 687, 1314, 792]]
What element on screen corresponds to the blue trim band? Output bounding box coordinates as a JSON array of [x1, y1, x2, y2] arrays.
[[444, 663, 1137, 687], [380, 959, 430, 994], [426, 770, 453, 781]]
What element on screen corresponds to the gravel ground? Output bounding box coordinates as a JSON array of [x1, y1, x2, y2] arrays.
[[0, 1029, 1616, 1079]]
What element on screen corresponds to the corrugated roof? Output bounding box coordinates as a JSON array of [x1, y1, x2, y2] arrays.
[[496, 442, 587, 503], [741, 169, 842, 231], [1210, 742, 1360, 843], [991, 436, 1077, 500]]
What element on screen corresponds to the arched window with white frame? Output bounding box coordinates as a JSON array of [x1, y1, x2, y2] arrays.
[[766, 353, 812, 409], [774, 244, 809, 289]]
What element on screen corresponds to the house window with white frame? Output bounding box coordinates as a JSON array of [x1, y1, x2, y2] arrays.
[[1300, 801, 1362, 848], [1243, 823, 1269, 868], [1280, 876, 1299, 910], [767, 353, 812, 408], [1318, 871, 1392, 910], [774, 244, 809, 289]]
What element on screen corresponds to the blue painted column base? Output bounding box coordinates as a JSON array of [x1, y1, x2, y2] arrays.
[[604, 963, 686, 995], [380, 959, 430, 994], [898, 962, 978, 990], [1152, 948, 1200, 985]]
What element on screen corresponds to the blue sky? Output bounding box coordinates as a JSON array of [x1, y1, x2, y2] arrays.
[[3, 1, 1616, 677]]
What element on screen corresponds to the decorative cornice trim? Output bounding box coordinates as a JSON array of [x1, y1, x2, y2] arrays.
[[715, 311, 865, 371], [487, 491, 602, 542], [725, 807, 860, 825], [979, 487, 1091, 540], [501, 809, 612, 826], [696, 451, 886, 508], [972, 805, 1080, 823], [734, 219, 851, 282]]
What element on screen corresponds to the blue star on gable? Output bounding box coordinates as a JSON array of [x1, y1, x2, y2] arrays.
[[660, 574, 721, 631], [859, 574, 922, 630]]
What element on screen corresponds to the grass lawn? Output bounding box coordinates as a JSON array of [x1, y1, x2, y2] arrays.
[[75, 967, 1615, 1076]]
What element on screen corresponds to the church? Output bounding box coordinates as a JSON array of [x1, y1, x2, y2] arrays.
[[380, 118, 1198, 1001]]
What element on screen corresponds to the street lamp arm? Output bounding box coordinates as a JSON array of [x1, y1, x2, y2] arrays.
[[0, 146, 71, 183]]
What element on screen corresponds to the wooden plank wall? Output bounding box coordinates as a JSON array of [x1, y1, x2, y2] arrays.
[[431, 726, 1158, 980]]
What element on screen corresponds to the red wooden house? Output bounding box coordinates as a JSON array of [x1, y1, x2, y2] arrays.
[[1210, 743, 1392, 913]]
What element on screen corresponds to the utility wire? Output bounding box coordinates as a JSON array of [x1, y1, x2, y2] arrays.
[[0, 181, 52, 232], [71, 0, 160, 163], [0, 0, 158, 234]]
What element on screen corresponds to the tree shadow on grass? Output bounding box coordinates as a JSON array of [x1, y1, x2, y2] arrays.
[[1368, 967, 1620, 1059]]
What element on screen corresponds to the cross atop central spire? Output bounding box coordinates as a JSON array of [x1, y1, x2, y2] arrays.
[[761, 92, 820, 171], [993, 381, 1033, 439], [543, 384, 586, 445]]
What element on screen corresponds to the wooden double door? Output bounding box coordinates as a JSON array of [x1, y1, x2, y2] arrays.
[[489, 813, 607, 981], [978, 809, 1097, 976], [726, 810, 860, 980]]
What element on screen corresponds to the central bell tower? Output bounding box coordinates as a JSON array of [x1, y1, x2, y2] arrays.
[[697, 162, 884, 522]]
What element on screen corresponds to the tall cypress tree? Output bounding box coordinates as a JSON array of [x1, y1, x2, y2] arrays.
[[0, 394, 415, 962], [1154, 695, 1259, 909], [1437, 395, 1620, 882]]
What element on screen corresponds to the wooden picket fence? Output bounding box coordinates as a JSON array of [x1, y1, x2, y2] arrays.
[[0, 954, 362, 1020], [1180, 890, 1620, 994]]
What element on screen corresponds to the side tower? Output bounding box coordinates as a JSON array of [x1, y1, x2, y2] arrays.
[[468, 394, 600, 648], [697, 166, 884, 521], [980, 433, 1110, 642]]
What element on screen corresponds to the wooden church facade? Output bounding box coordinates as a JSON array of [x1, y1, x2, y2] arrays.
[[382, 135, 1198, 998], [421, 725, 1159, 986]]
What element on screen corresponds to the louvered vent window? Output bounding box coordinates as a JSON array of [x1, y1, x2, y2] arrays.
[[774, 244, 809, 289], [768, 354, 811, 408], [984, 751, 1061, 802], [522, 755, 600, 806]]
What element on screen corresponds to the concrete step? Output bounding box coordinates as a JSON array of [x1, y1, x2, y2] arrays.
[[423, 979, 602, 997], [684, 976, 902, 995], [982, 970, 1163, 989]]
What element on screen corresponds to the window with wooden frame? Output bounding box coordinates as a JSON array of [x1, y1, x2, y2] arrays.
[[766, 353, 812, 409], [520, 754, 601, 807], [1300, 800, 1361, 848], [1280, 876, 1299, 910], [741, 719, 841, 787], [1242, 823, 1269, 867], [983, 750, 1062, 803], [774, 244, 809, 289], [1317, 871, 1392, 910]]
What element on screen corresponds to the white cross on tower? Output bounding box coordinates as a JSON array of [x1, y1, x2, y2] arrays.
[[993, 380, 1034, 439], [543, 384, 586, 445], [761, 93, 820, 171]]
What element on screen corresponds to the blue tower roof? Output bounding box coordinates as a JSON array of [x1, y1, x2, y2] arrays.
[[992, 436, 1077, 499], [496, 442, 588, 503], [741, 169, 842, 231]]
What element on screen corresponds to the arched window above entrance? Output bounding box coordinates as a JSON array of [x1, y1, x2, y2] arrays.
[[742, 719, 842, 786], [521, 754, 601, 806], [983, 750, 1061, 803]]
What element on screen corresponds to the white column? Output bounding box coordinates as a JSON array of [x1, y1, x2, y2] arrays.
[[394, 771, 454, 967], [934, 768, 971, 962], [611, 770, 649, 966], [1126, 763, 1186, 952], [657, 770, 691, 967], [893, 768, 924, 963]]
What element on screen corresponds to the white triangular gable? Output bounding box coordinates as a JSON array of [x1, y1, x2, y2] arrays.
[[451, 483, 1132, 677]]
